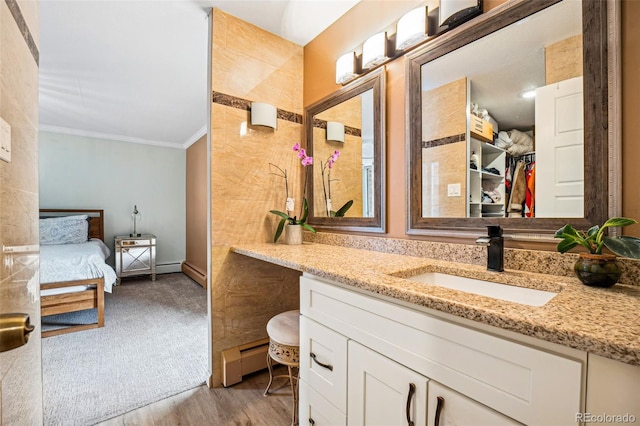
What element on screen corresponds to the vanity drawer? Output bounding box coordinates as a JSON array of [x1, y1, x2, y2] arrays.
[[299, 316, 348, 413], [299, 380, 346, 426], [300, 274, 583, 425]]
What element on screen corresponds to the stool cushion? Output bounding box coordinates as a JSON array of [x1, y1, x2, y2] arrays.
[[266, 310, 300, 346]]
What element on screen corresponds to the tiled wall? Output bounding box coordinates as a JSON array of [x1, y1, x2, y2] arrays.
[[545, 35, 583, 85], [0, 0, 42, 421], [209, 8, 303, 387], [421, 77, 468, 218]]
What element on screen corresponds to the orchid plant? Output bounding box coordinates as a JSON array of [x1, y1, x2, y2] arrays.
[[320, 150, 353, 217], [269, 143, 316, 242]]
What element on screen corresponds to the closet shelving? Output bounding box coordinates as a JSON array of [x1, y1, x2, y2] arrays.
[[469, 137, 506, 218]]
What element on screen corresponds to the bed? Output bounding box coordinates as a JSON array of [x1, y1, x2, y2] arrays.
[[39, 209, 117, 337]]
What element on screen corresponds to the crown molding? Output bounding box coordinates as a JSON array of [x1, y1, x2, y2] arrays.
[[39, 125, 189, 150], [182, 125, 207, 149]]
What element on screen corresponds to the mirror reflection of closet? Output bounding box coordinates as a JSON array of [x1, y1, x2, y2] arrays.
[[421, 0, 582, 220], [407, 0, 613, 235]]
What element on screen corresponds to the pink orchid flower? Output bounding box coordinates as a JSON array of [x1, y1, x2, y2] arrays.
[[292, 143, 300, 152], [302, 156, 313, 166]]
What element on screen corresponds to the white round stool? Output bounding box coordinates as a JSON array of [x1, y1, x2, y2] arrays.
[[264, 309, 300, 426]]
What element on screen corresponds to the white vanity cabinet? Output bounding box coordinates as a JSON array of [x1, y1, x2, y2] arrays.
[[348, 341, 428, 425], [299, 274, 584, 426]]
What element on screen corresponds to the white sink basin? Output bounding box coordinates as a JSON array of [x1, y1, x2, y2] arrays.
[[407, 272, 558, 307]]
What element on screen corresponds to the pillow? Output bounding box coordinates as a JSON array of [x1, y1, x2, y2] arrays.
[[39, 215, 89, 245]]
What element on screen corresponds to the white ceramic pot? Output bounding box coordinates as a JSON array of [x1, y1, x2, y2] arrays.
[[285, 224, 303, 245]]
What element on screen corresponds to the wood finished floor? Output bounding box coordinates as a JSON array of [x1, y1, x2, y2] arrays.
[[97, 368, 294, 426]]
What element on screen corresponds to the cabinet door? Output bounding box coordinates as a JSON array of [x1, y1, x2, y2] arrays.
[[348, 341, 428, 426], [428, 381, 522, 426], [300, 316, 348, 412], [299, 380, 346, 426]]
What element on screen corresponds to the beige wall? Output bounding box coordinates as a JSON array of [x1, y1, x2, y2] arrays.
[[209, 9, 303, 387], [305, 0, 640, 240], [0, 0, 43, 421], [304, 0, 427, 237], [183, 135, 208, 288], [622, 0, 640, 236]]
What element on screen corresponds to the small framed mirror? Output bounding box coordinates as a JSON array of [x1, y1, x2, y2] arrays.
[[305, 67, 386, 232], [406, 0, 614, 237]]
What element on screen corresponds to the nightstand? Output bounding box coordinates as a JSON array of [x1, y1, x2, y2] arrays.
[[115, 234, 156, 282]]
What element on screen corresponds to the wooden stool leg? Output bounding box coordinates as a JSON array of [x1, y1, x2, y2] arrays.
[[263, 352, 274, 396]]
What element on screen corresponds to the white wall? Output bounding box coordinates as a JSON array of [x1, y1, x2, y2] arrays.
[[39, 131, 186, 273]]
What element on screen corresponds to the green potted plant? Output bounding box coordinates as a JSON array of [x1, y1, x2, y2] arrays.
[[554, 217, 640, 287], [270, 198, 315, 244], [269, 143, 316, 244]]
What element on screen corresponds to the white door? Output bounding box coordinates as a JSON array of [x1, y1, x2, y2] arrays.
[[535, 76, 584, 217], [348, 341, 428, 426]]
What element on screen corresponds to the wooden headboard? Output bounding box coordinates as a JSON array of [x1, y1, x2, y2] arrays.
[[39, 209, 105, 241]]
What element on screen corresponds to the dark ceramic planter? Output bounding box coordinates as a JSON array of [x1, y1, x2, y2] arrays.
[[574, 253, 621, 287]]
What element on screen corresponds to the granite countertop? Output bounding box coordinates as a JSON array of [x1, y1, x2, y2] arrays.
[[231, 242, 640, 366]]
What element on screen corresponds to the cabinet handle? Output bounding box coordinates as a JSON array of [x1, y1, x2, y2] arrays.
[[406, 382, 416, 426], [434, 396, 445, 426], [309, 418, 315, 425], [309, 352, 333, 371]]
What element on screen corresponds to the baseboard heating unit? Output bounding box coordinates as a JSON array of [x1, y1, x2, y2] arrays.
[[221, 337, 270, 387]]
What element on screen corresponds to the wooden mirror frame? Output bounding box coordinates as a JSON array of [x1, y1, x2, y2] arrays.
[[406, 0, 617, 239], [306, 67, 386, 233]]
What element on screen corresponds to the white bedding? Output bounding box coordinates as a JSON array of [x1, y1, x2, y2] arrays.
[[40, 239, 117, 293]]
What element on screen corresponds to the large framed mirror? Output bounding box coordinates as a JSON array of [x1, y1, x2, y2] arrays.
[[406, 0, 615, 237], [305, 67, 386, 233]]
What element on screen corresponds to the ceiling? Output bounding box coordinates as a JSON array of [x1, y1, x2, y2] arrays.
[[38, 0, 360, 149]]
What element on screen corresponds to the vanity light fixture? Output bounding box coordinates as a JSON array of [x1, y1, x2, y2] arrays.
[[396, 6, 428, 51], [326, 121, 345, 143], [250, 102, 277, 129], [362, 32, 388, 70], [336, 52, 358, 85]]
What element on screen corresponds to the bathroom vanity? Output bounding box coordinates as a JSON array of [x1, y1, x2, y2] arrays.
[[232, 242, 640, 425]]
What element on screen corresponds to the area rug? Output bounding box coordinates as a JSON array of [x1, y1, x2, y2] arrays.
[[41, 273, 208, 426]]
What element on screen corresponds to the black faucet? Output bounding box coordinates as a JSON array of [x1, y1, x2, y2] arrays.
[[476, 225, 504, 272]]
